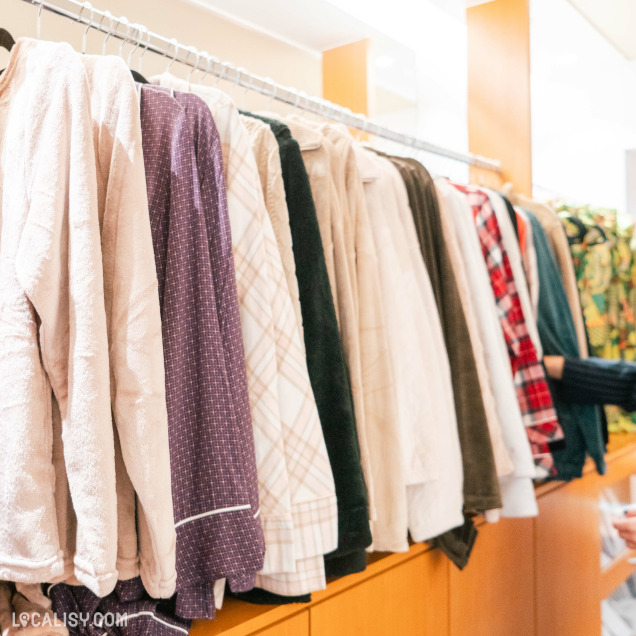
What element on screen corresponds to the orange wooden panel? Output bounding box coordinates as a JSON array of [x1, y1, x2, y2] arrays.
[[310, 549, 449, 636], [322, 39, 371, 116], [535, 476, 601, 636], [190, 544, 430, 635], [467, 0, 532, 195], [600, 550, 636, 601], [251, 612, 308, 636], [449, 518, 534, 636], [190, 600, 303, 636]]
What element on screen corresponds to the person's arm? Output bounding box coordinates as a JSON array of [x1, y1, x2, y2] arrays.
[[545, 355, 636, 411], [613, 510, 636, 549]]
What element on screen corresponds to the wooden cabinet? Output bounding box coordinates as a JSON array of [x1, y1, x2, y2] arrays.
[[310, 549, 448, 636], [450, 518, 534, 636], [192, 435, 636, 636], [535, 480, 601, 636], [252, 613, 308, 636]]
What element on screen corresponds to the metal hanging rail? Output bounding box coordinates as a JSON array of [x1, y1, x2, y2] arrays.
[[18, 0, 502, 172]]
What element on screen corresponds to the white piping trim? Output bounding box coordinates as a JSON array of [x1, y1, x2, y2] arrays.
[[175, 504, 251, 529], [116, 612, 189, 635]]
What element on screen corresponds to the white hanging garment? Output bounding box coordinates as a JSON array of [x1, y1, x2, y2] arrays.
[[357, 147, 464, 544], [435, 179, 538, 518]]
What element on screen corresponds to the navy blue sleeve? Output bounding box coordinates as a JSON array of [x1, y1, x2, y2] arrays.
[[560, 357, 636, 412]]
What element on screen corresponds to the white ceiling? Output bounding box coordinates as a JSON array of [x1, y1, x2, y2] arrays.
[[566, 0, 636, 60], [183, 0, 373, 53], [183, 0, 492, 53]]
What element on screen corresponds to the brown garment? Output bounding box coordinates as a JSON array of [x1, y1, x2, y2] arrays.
[[385, 156, 502, 515]]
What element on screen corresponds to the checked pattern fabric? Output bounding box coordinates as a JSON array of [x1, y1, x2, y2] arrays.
[[453, 184, 563, 476]]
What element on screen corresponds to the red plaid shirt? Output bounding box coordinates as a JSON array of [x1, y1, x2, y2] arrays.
[[452, 184, 563, 476]]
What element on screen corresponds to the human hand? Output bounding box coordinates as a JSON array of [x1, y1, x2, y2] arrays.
[[544, 355, 565, 380], [613, 510, 636, 549]]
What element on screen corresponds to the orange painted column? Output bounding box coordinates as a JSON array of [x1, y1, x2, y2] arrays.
[[467, 0, 532, 193], [322, 39, 372, 117]]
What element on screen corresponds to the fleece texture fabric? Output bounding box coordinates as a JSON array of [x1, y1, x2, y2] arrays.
[[52, 54, 176, 599], [0, 37, 117, 595]]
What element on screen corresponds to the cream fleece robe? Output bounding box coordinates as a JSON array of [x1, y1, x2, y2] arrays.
[[0, 38, 117, 594], [57, 55, 175, 598], [356, 148, 464, 547]]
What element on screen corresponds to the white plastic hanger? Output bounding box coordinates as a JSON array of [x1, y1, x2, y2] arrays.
[[137, 26, 151, 73], [36, 0, 44, 39], [127, 24, 143, 67], [79, 2, 94, 54], [230, 68, 246, 103], [214, 62, 228, 88], [185, 46, 200, 87], [100, 11, 114, 55], [165, 38, 179, 73], [240, 74, 254, 111], [265, 81, 277, 109], [117, 18, 131, 58]]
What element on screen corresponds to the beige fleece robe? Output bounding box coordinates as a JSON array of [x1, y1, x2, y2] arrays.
[[356, 148, 464, 547], [0, 38, 117, 595], [51, 55, 176, 598]]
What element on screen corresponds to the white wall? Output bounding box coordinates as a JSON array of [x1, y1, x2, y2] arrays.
[[531, 0, 636, 213], [2, 0, 321, 114]]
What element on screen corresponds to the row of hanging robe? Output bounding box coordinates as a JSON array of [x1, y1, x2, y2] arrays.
[[0, 35, 607, 635]]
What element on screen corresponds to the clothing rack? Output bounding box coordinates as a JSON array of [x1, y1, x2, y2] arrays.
[[17, 0, 502, 173]]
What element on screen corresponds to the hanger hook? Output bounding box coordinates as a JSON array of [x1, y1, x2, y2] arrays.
[[127, 24, 141, 66], [97, 9, 109, 38], [185, 46, 199, 83], [200, 52, 212, 84], [166, 38, 179, 72], [288, 92, 301, 116], [138, 26, 151, 72], [354, 115, 366, 142], [77, 1, 87, 25], [118, 17, 131, 57], [266, 81, 277, 109], [214, 62, 228, 87], [240, 75, 254, 110], [187, 47, 200, 84], [101, 11, 115, 55], [80, 2, 94, 54], [194, 50, 209, 85], [314, 98, 326, 121], [230, 68, 244, 101], [36, 0, 45, 40], [181, 45, 193, 70]]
